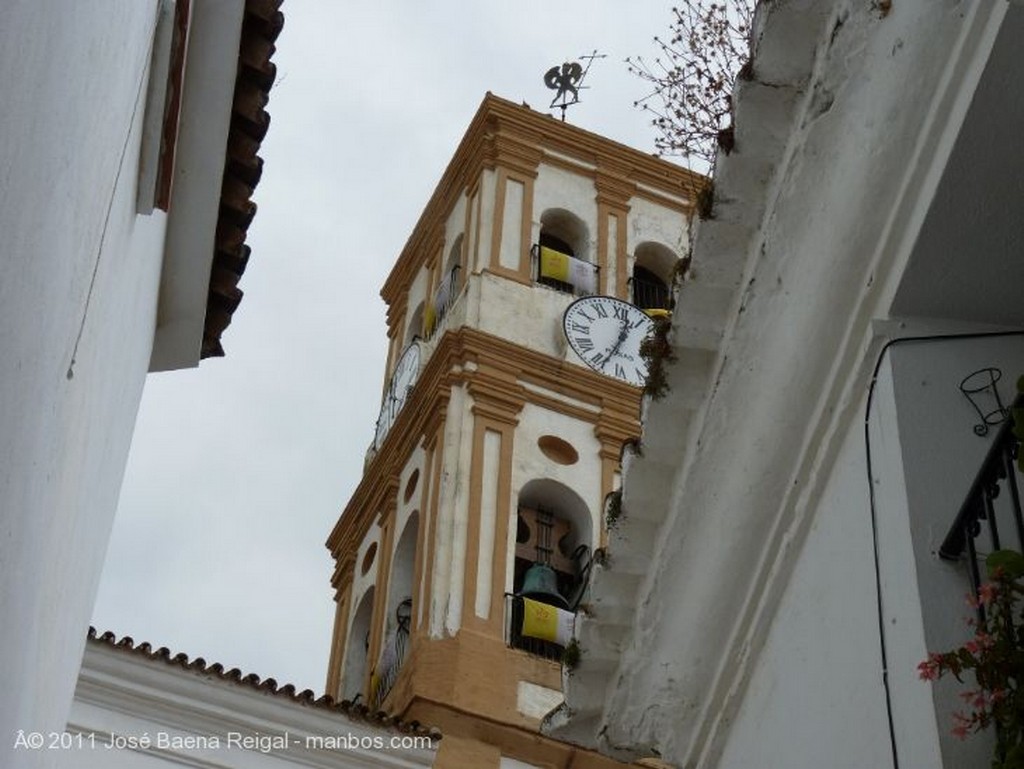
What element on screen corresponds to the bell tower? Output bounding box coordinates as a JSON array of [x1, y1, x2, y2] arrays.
[[325, 94, 701, 768]]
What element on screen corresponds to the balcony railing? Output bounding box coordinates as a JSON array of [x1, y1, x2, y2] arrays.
[[531, 245, 598, 297], [630, 275, 672, 311], [503, 545, 595, 661], [940, 412, 1023, 610], [504, 594, 566, 661], [369, 598, 411, 708], [424, 265, 461, 340]]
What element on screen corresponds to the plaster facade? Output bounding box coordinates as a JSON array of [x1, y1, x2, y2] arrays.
[[0, 3, 277, 766], [547, 2, 1024, 768], [325, 95, 699, 768]]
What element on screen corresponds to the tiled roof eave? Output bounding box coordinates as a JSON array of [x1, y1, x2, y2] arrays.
[[86, 627, 440, 740], [200, 0, 283, 360]]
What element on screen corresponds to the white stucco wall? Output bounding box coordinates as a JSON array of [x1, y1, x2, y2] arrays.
[[715, 413, 894, 769], [716, 335, 1024, 768], [429, 383, 473, 637], [624, 197, 688, 260], [532, 164, 599, 263], [0, 4, 170, 765], [885, 334, 1024, 767], [578, 2, 1016, 765]]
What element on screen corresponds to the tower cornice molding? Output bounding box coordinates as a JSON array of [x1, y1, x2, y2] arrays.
[[327, 327, 643, 565], [381, 94, 705, 309]]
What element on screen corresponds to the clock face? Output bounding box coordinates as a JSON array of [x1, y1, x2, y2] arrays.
[[389, 341, 421, 417], [374, 342, 422, 449], [562, 296, 654, 387]]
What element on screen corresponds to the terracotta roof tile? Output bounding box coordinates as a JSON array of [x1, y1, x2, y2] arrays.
[[201, 0, 284, 360], [87, 628, 441, 740]]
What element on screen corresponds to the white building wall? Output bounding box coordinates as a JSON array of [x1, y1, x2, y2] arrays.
[[0, 4, 169, 764], [532, 164, 598, 263], [715, 412, 894, 769], [711, 333, 1024, 769], [624, 197, 688, 259], [885, 334, 1024, 767]]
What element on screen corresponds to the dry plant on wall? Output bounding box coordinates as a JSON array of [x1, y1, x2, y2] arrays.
[[627, 0, 755, 171], [640, 316, 676, 399]]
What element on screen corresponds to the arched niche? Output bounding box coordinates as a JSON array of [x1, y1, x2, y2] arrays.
[[514, 478, 593, 606], [385, 511, 419, 634], [631, 241, 678, 311], [540, 208, 590, 262], [405, 301, 425, 346], [341, 586, 375, 701]]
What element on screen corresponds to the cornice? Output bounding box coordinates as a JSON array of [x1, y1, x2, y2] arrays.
[[381, 93, 707, 308], [326, 327, 642, 564]]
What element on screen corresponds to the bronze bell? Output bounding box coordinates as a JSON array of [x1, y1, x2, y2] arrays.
[[518, 563, 569, 610]]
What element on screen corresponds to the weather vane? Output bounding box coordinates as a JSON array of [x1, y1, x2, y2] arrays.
[[543, 50, 605, 122]]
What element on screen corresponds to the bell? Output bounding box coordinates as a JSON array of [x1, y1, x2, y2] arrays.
[[518, 563, 569, 610]]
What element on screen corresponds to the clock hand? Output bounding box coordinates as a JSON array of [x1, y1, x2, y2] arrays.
[[605, 319, 630, 363]]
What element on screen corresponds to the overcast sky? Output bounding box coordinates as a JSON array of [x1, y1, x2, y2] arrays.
[[92, 1, 688, 696]]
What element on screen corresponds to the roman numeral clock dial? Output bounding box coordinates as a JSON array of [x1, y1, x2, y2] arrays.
[[374, 341, 421, 449], [562, 296, 655, 387]]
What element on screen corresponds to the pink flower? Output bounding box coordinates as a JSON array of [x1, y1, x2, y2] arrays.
[[918, 657, 941, 681], [978, 582, 999, 605], [952, 711, 974, 739]]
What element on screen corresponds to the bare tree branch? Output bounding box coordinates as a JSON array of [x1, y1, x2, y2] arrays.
[[627, 1, 755, 170]]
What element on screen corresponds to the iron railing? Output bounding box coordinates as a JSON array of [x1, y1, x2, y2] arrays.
[[531, 245, 599, 297], [504, 593, 565, 661], [503, 545, 595, 661], [369, 599, 411, 707], [425, 265, 461, 340], [940, 411, 1023, 612], [630, 275, 671, 311]]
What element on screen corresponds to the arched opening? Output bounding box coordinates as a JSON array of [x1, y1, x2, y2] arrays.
[[406, 301, 424, 345], [509, 479, 594, 659], [631, 241, 678, 311], [370, 512, 418, 707], [341, 586, 375, 702], [535, 209, 596, 295], [429, 234, 463, 338]]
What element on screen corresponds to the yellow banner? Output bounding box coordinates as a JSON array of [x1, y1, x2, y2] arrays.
[[539, 246, 570, 282], [521, 597, 574, 645]]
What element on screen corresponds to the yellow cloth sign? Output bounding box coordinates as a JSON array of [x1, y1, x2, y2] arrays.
[[538, 246, 598, 294], [521, 597, 575, 646], [539, 246, 571, 282], [422, 303, 436, 337]]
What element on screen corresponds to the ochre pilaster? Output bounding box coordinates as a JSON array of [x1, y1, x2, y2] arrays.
[[461, 364, 525, 638], [595, 169, 634, 301]]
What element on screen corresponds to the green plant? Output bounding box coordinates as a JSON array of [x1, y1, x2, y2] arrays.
[[640, 316, 676, 399], [562, 638, 582, 672], [695, 181, 715, 219], [672, 253, 693, 288], [919, 550, 1024, 768], [605, 489, 624, 531]]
